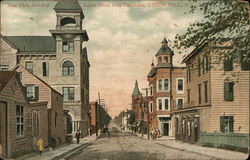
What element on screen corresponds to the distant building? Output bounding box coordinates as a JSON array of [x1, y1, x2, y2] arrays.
[[0, 0, 90, 136], [147, 38, 186, 137], [0, 71, 47, 158], [14, 65, 66, 147], [89, 102, 97, 135], [174, 40, 249, 152], [131, 80, 150, 134]]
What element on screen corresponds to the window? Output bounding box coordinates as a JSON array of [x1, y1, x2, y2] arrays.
[[62, 61, 74, 76], [164, 56, 168, 63], [32, 111, 40, 137], [187, 67, 191, 83], [63, 87, 74, 101], [150, 102, 153, 112], [220, 116, 233, 133], [164, 79, 169, 91], [157, 97, 170, 110], [241, 54, 250, 71], [198, 58, 201, 76], [187, 89, 190, 103], [158, 99, 162, 110], [150, 85, 153, 96], [198, 84, 201, 104], [177, 78, 184, 92], [224, 58, 233, 71], [204, 81, 208, 103], [62, 41, 74, 52], [55, 112, 57, 127], [202, 55, 209, 74], [158, 57, 162, 63], [224, 82, 234, 101], [158, 79, 162, 91], [16, 105, 24, 136], [42, 62, 49, 76], [177, 98, 183, 109], [164, 99, 169, 110], [25, 85, 39, 101], [26, 61, 33, 73]]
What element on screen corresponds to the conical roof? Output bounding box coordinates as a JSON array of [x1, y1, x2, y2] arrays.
[[132, 80, 140, 97], [155, 38, 174, 56], [54, 0, 82, 12]]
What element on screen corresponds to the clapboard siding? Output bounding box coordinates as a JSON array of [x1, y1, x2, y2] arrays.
[[210, 68, 250, 133], [0, 73, 32, 158], [15, 66, 66, 146]]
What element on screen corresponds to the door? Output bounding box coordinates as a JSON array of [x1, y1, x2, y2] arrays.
[[163, 123, 169, 136], [0, 101, 7, 158]]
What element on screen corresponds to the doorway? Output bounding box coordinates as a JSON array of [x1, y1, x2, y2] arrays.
[[163, 123, 169, 136]]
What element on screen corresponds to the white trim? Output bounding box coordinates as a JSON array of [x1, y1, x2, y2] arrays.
[[157, 115, 170, 118], [157, 97, 170, 111], [157, 78, 170, 93], [176, 78, 184, 94]]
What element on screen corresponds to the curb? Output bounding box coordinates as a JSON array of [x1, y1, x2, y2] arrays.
[[51, 143, 90, 160], [155, 143, 223, 160]]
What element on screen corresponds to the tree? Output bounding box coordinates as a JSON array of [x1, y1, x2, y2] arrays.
[[174, 0, 249, 66]]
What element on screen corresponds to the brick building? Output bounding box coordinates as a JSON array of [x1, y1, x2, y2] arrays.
[[0, 0, 90, 136], [14, 65, 66, 147], [89, 102, 97, 135], [147, 38, 186, 137], [0, 71, 48, 158], [173, 40, 249, 151]]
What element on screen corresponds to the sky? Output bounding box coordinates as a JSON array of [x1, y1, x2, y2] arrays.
[[1, 0, 202, 118]]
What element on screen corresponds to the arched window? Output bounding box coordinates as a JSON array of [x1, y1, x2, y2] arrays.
[[60, 17, 76, 26], [62, 61, 74, 76]]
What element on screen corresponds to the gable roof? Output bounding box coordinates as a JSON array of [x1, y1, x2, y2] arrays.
[[4, 36, 56, 53], [13, 65, 62, 96], [0, 71, 16, 92], [54, 0, 83, 13]]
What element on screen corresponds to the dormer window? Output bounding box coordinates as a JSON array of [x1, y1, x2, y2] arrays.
[[158, 57, 162, 64], [63, 41, 74, 52], [164, 56, 168, 63]]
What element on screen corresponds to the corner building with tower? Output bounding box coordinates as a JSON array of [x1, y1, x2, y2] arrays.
[[0, 0, 90, 136]]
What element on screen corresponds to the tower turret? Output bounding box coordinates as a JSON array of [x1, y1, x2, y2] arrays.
[[155, 37, 174, 65]]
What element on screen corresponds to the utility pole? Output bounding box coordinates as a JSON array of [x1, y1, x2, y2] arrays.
[[95, 101, 98, 137], [98, 92, 101, 129], [140, 93, 144, 137], [142, 88, 150, 139]]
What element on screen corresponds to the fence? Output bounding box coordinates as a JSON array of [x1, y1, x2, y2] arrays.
[[199, 132, 249, 153]]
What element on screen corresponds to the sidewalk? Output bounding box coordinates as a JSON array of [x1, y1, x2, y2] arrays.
[[132, 132, 249, 160], [14, 134, 98, 160]]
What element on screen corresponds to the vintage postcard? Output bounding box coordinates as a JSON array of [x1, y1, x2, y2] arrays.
[[0, 0, 249, 159]]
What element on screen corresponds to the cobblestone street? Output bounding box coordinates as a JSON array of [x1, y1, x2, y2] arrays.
[[70, 132, 213, 160]]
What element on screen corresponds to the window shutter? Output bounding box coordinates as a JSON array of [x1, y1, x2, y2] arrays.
[[220, 116, 224, 132], [229, 116, 234, 132], [224, 82, 229, 101], [35, 86, 39, 101]]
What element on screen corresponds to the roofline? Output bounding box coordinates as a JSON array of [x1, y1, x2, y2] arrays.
[[182, 40, 209, 64], [0, 71, 16, 92], [12, 64, 63, 96], [1, 35, 19, 51]]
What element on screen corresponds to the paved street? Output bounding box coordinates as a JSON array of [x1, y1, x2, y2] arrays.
[[70, 131, 213, 160]]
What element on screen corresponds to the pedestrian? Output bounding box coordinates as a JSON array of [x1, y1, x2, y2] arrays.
[[75, 129, 81, 144], [36, 137, 44, 156], [157, 128, 161, 138]]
